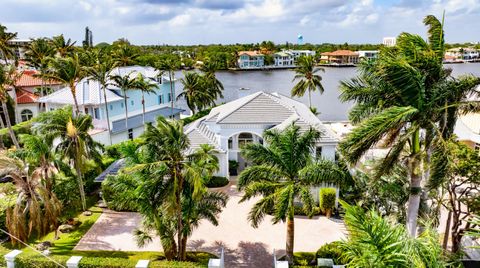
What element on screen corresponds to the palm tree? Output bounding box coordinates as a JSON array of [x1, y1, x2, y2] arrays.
[[177, 72, 210, 114], [112, 44, 139, 67], [24, 38, 55, 96], [0, 24, 17, 64], [33, 106, 102, 212], [0, 154, 62, 246], [201, 59, 224, 101], [338, 15, 475, 236], [0, 65, 20, 148], [291, 55, 325, 109], [133, 73, 157, 127], [339, 201, 446, 267], [86, 50, 115, 144], [51, 34, 76, 58], [155, 59, 179, 118], [238, 124, 344, 264], [44, 54, 85, 115], [110, 73, 137, 136]]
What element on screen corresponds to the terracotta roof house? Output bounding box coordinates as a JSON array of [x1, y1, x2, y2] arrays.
[[184, 91, 339, 178], [320, 50, 359, 64], [237, 51, 265, 69]]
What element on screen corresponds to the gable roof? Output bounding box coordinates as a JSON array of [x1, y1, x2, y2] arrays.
[[16, 88, 38, 104]]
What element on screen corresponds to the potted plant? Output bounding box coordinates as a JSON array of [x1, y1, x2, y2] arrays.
[[229, 160, 239, 176], [320, 188, 336, 218]]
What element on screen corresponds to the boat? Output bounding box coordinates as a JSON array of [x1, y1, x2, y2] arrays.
[[239, 87, 250, 90]]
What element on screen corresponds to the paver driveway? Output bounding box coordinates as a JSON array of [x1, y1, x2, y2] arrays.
[[75, 182, 346, 267]]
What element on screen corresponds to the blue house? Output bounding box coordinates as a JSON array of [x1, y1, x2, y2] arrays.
[[37, 66, 183, 145]]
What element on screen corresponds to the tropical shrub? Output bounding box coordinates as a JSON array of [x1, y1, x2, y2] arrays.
[[205, 176, 229, 188], [181, 107, 212, 125], [316, 241, 343, 265], [101, 175, 138, 212], [0, 119, 33, 148], [319, 188, 336, 217], [339, 201, 446, 267]]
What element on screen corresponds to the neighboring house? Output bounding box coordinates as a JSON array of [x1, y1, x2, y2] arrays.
[[237, 51, 265, 69], [37, 66, 183, 145], [383, 37, 397, 47], [6, 70, 63, 123], [287, 49, 316, 62], [184, 91, 339, 178], [455, 113, 480, 151], [358, 50, 379, 61], [320, 50, 359, 64], [273, 51, 294, 67], [445, 48, 479, 60]]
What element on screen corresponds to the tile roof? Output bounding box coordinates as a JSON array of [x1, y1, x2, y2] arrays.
[[15, 70, 61, 88], [238, 51, 264, 57], [321, 50, 359, 56], [15, 88, 38, 104]]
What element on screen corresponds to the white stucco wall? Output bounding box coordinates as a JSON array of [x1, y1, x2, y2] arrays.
[[16, 103, 39, 123]]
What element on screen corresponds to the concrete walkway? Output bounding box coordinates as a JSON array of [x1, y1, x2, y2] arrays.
[[75, 182, 346, 266]]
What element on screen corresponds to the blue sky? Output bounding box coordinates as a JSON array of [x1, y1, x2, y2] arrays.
[[1, 0, 479, 45]]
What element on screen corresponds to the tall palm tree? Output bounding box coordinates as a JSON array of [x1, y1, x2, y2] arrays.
[[86, 50, 115, 145], [338, 15, 480, 236], [33, 106, 102, 212], [238, 124, 344, 264], [112, 44, 139, 67], [110, 73, 137, 136], [0, 154, 62, 246], [201, 59, 224, 101], [291, 55, 325, 109], [0, 24, 17, 64], [155, 59, 179, 118], [0, 64, 20, 148], [177, 72, 210, 115], [44, 54, 85, 115], [24, 38, 55, 96], [133, 73, 157, 127], [51, 34, 76, 58]]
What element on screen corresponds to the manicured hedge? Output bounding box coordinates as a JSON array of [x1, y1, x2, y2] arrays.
[[205, 176, 229, 188], [319, 188, 336, 214], [181, 108, 212, 126]]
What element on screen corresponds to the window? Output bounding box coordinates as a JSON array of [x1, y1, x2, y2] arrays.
[[315, 146, 323, 159], [167, 93, 172, 102], [128, 128, 133, 140], [238, 133, 253, 148], [121, 102, 124, 108], [228, 138, 233, 149], [20, 109, 33, 122], [158, 95, 164, 104], [109, 105, 113, 110], [94, 108, 100, 119], [84, 108, 89, 114], [130, 100, 134, 106]]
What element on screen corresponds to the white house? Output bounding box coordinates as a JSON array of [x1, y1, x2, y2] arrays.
[[273, 51, 294, 67], [37, 66, 183, 145], [358, 50, 379, 61], [445, 48, 479, 60], [184, 91, 339, 178]]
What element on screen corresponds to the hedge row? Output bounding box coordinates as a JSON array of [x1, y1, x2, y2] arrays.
[[13, 253, 205, 268]]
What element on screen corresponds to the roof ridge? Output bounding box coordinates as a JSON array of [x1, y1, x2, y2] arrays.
[[216, 91, 264, 123]]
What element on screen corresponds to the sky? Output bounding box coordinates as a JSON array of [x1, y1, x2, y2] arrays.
[[1, 0, 479, 45]]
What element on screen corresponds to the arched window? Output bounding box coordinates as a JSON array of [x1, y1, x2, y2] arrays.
[[20, 109, 33, 122], [238, 132, 254, 148]]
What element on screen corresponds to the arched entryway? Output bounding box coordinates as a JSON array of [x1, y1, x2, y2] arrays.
[[228, 132, 263, 174]]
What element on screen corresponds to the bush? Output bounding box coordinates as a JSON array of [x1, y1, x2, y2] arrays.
[[104, 138, 142, 160], [101, 176, 137, 212], [293, 252, 317, 266], [0, 183, 16, 239], [316, 241, 343, 265], [319, 188, 336, 216], [205, 176, 229, 188], [181, 108, 212, 125], [293, 205, 321, 216], [0, 119, 33, 148]]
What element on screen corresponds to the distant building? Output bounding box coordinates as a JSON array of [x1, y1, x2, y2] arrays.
[[273, 51, 294, 67], [383, 37, 397, 47], [445, 48, 479, 60], [83, 27, 93, 47], [320, 50, 359, 64], [358, 50, 379, 61], [37, 66, 183, 144], [288, 49, 316, 62], [6, 39, 31, 60], [297, 34, 303, 45], [237, 51, 265, 69]]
